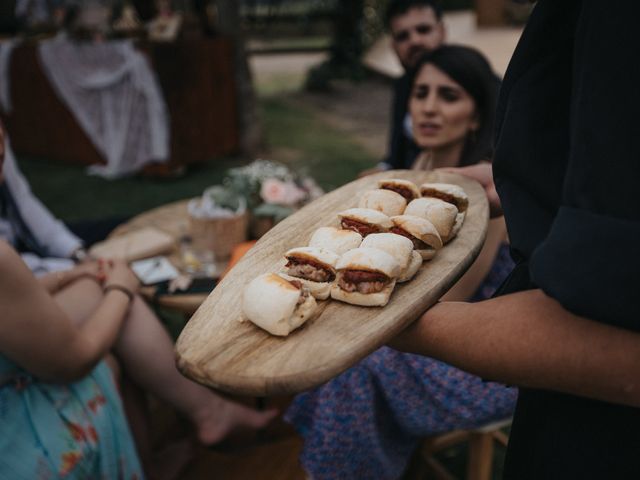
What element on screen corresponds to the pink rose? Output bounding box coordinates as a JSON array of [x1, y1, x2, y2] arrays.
[[260, 178, 288, 204], [280, 182, 308, 206]]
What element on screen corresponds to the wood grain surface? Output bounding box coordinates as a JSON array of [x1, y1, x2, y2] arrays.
[[175, 170, 489, 396]]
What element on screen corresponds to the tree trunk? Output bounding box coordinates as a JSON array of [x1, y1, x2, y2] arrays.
[[331, 0, 364, 69], [217, 0, 263, 156]]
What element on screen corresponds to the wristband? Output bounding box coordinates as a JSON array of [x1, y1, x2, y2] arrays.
[[104, 284, 134, 303]]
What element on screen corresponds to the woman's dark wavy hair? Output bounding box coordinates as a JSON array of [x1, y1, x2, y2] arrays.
[[407, 45, 500, 166]]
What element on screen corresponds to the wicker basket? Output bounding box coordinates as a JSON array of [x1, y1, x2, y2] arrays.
[[189, 212, 249, 260]]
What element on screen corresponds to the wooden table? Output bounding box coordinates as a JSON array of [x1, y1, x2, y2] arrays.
[[110, 199, 222, 315]]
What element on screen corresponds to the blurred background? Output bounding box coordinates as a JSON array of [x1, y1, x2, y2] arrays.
[[0, 0, 529, 223]]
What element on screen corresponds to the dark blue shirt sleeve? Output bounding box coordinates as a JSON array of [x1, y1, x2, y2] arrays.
[[529, 0, 640, 331]]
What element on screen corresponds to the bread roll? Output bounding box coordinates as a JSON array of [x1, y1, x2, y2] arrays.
[[390, 214, 442, 260], [398, 250, 423, 282], [443, 212, 466, 244], [358, 189, 407, 217], [336, 247, 402, 279], [361, 232, 413, 270], [309, 226, 362, 255], [404, 198, 458, 239], [242, 273, 318, 336]]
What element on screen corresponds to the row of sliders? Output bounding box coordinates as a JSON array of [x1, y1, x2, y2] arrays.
[[241, 180, 468, 336]]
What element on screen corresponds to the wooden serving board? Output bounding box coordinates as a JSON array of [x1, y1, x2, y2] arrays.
[[175, 170, 488, 396]]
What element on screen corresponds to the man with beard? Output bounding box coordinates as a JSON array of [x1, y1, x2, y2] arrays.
[[373, 0, 446, 172]]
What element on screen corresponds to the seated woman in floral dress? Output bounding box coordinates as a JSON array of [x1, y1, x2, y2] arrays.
[[285, 46, 517, 480], [0, 122, 276, 479]]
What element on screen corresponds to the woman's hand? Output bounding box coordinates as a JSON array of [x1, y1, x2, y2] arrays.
[[103, 259, 140, 294], [71, 260, 106, 284], [440, 163, 502, 218]]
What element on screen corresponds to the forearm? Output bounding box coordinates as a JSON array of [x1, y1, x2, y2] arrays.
[[39, 268, 91, 294], [399, 289, 640, 407], [64, 290, 131, 380], [441, 218, 506, 302]]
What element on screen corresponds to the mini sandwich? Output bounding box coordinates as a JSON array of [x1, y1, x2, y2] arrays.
[[242, 273, 319, 336], [378, 179, 421, 202], [420, 183, 468, 213], [330, 247, 401, 307], [445, 212, 465, 244], [358, 189, 407, 217], [390, 215, 443, 260], [404, 198, 458, 241], [338, 208, 393, 238], [362, 232, 421, 283], [308, 226, 362, 255], [361, 232, 414, 279], [399, 251, 423, 282], [281, 247, 339, 300]]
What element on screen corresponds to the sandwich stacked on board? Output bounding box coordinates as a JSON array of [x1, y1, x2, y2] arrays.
[[242, 179, 469, 336]]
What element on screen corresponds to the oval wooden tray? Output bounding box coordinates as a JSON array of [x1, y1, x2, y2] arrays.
[[175, 170, 488, 396]]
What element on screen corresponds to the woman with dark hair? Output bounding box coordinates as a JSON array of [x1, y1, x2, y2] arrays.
[[407, 45, 499, 169], [285, 46, 516, 480]]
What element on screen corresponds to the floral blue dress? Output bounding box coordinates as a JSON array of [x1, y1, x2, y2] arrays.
[[0, 355, 144, 479], [285, 244, 518, 480]]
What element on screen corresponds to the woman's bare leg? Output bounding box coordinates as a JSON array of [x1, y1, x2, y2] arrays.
[[54, 278, 277, 445]]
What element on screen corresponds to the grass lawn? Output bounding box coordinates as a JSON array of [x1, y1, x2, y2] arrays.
[[15, 96, 377, 222]]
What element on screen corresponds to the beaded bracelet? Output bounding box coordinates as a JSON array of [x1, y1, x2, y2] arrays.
[[104, 284, 134, 303]]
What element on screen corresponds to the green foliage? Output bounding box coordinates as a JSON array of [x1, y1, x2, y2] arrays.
[[260, 97, 377, 190], [204, 185, 244, 212], [253, 202, 295, 222]]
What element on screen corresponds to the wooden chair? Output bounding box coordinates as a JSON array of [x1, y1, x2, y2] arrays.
[[408, 418, 511, 480]]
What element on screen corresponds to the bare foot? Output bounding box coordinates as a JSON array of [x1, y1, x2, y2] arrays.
[[191, 398, 279, 446]]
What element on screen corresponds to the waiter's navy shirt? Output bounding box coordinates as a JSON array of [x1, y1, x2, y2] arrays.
[[494, 0, 640, 477]]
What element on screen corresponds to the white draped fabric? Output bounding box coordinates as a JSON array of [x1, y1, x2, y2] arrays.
[[39, 34, 170, 178]]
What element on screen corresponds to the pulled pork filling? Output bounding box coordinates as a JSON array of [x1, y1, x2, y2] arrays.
[[390, 227, 432, 250], [338, 269, 390, 294], [288, 279, 311, 305], [421, 190, 459, 210], [341, 218, 381, 237], [382, 185, 414, 201], [286, 257, 335, 282]]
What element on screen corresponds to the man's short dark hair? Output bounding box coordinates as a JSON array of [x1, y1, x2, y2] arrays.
[[385, 0, 443, 27]]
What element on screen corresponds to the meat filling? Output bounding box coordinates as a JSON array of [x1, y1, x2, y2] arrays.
[[338, 270, 390, 294], [286, 257, 336, 283], [382, 185, 414, 201], [390, 227, 432, 250], [341, 218, 381, 237], [287, 279, 311, 305], [421, 190, 460, 210]]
